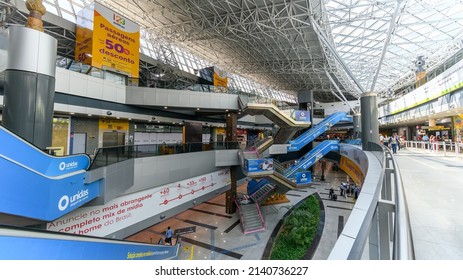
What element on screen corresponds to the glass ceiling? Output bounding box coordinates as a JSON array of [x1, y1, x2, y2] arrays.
[[5, 0, 463, 102], [324, 0, 463, 94]]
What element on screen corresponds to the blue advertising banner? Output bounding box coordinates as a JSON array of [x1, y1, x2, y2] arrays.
[[245, 158, 274, 173], [294, 110, 311, 122], [0, 235, 178, 260], [0, 156, 100, 220], [0, 125, 99, 221], [296, 171, 312, 185], [0, 126, 90, 177]]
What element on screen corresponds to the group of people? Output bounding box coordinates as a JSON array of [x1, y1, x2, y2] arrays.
[[421, 134, 439, 151], [329, 182, 360, 200], [379, 133, 402, 154]]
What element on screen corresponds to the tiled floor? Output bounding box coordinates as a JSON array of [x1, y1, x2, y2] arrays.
[[127, 146, 463, 260], [126, 162, 357, 260]]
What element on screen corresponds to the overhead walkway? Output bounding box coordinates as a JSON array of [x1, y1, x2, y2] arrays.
[[0, 125, 101, 223], [0, 225, 180, 260], [238, 96, 310, 144]]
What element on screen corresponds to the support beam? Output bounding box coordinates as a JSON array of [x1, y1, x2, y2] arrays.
[[370, 0, 403, 92]]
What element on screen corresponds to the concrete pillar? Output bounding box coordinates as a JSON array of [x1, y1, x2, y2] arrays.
[[353, 113, 361, 139], [225, 112, 238, 214], [3, 25, 57, 150], [361, 92, 380, 151], [297, 90, 315, 172]]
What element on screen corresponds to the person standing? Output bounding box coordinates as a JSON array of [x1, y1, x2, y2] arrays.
[[390, 133, 399, 154], [165, 226, 173, 245]]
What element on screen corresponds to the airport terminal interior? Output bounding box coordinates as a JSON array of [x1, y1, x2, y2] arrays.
[[0, 0, 463, 260]]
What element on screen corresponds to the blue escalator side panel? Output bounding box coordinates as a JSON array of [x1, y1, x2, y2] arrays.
[[0, 125, 90, 177], [296, 171, 312, 185], [247, 178, 269, 196], [284, 140, 339, 178], [0, 157, 100, 221], [288, 112, 348, 152], [0, 235, 178, 260]]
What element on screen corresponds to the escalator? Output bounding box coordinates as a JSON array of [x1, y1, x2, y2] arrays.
[[288, 112, 352, 152], [283, 140, 340, 178], [0, 125, 102, 223]]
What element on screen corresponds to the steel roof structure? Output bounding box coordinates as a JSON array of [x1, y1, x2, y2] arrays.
[[2, 0, 463, 103]]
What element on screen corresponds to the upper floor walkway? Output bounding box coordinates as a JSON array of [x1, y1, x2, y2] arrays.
[[394, 145, 463, 259]]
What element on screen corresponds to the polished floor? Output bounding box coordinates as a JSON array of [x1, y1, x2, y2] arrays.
[[395, 146, 463, 259], [125, 146, 463, 260], [125, 162, 356, 260]]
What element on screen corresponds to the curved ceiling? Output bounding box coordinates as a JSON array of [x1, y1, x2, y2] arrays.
[[5, 0, 463, 103]]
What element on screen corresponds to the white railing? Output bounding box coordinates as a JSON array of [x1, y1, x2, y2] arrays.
[[328, 142, 415, 260], [403, 141, 463, 156]]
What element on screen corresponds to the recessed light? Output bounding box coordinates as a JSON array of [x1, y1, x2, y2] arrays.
[[70, 112, 75, 115], [197, 108, 200, 110], [164, 106, 168, 109], [87, 114, 92, 116], [226, 109, 229, 112]]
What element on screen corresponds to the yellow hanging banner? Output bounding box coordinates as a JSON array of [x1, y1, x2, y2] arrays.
[[75, 2, 140, 78]]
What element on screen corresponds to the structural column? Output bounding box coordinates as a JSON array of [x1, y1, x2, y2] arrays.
[[353, 113, 362, 139], [225, 112, 238, 214], [361, 92, 380, 151], [297, 90, 315, 173], [3, 4, 57, 150]]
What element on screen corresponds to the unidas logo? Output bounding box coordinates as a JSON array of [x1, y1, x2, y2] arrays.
[[58, 161, 78, 171], [58, 189, 89, 211]]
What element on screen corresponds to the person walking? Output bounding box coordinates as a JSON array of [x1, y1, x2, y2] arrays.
[[165, 226, 173, 245]]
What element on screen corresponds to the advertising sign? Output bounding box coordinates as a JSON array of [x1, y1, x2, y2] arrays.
[[245, 158, 274, 173], [47, 169, 231, 237], [75, 2, 140, 78], [213, 66, 228, 88], [0, 158, 99, 220], [379, 58, 463, 117], [0, 235, 177, 260], [99, 118, 129, 130], [339, 156, 364, 186], [294, 110, 311, 123], [296, 171, 312, 185]]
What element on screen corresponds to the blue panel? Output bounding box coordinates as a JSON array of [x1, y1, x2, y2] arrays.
[[0, 126, 90, 177], [294, 110, 311, 122], [0, 125, 100, 221], [0, 235, 178, 260], [296, 171, 312, 185]]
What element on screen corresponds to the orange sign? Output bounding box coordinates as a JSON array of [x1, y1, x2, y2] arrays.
[[99, 118, 129, 130], [339, 156, 364, 186], [75, 2, 140, 78]]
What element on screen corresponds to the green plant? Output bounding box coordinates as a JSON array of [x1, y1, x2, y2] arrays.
[[269, 195, 320, 260]]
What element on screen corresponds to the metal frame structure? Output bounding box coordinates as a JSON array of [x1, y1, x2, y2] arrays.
[[2, 0, 463, 103]]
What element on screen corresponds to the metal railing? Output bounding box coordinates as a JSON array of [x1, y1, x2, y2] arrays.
[[404, 140, 463, 156], [329, 142, 415, 260], [239, 95, 298, 120], [89, 141, 240, 169]]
